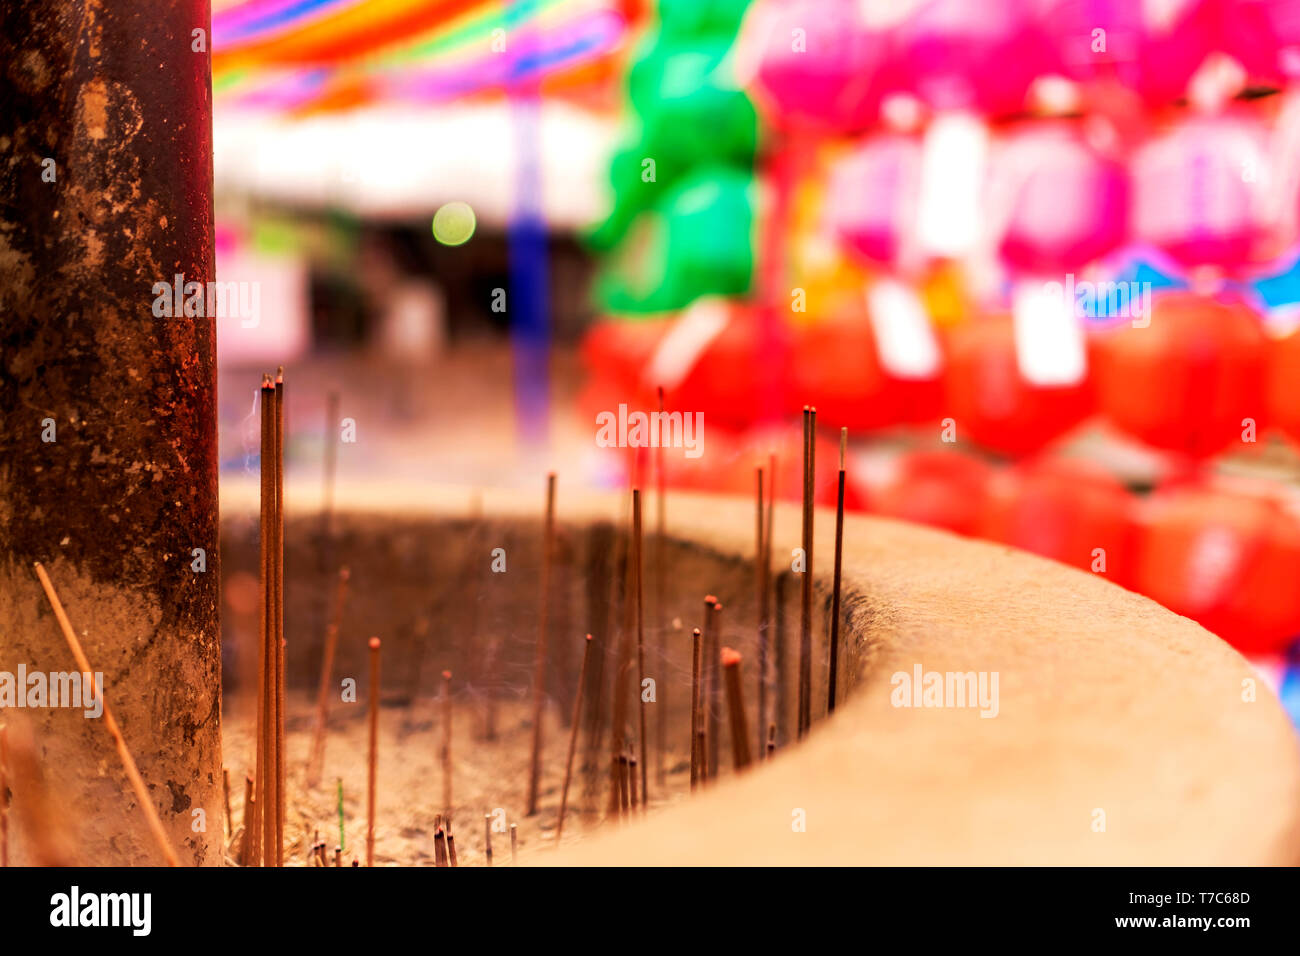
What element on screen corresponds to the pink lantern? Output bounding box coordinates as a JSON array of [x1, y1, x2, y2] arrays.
[[826, 135, 922, 267], [749, 0, 887, 133], [890, 0, 1053, 117], [1041, 0, 1220, 105], [1130, 113, 1270, 272], [997, 125, 1129, 274]]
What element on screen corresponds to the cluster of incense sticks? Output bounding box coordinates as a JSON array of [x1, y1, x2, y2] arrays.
[[308, 564, 351, 785], [33, 563, 180, 866], [252, 369, 287, 867], [798, 406, 816, 739]]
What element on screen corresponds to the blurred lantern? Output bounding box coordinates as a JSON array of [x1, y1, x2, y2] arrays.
[[1041, 0, 1220, 105], [1135, 481, 1300, 654], [826, 134, 923, 267], [942, 313, 1093, 457], [978, 456, 1135, 585], [748, 0, 887, 133], [1090, 291, 1266, 457], [890, 0, 1051, 117], [1130, 114, 1271, 273], [595, 167, 755, 314], [864, 449, 995, 536], [996, 125, 1129, 275], [1267, 324, 1300, 444], [662, 421, 863, 510], [787, 285, 943, 431]]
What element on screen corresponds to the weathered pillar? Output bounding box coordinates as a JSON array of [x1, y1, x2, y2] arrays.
[[0, 1, 220, 864]]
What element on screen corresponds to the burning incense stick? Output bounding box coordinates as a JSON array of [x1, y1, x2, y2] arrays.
[[722, 648, 753, 771], [689, 626, 702, 791], [274, 367, 286, 868], [366, 636, 381, 867], [527, 473, 557, 817], [755, 464, 766, 760], [629, 753, 639, 811], [767, 723, 776, 758], [33, 562, 180, 867], [557, 634, 593, 840], [632, 489, 648, 807], [337, 777, 345, 853], [829, 427, 847, 715], [618, 753, 630, 815], [510, 822, 518, 864], [309, 565, 351, 784], [441, 670, 453, 813], [434, 827, 448, 867], [762, 451, 776, 755], [448, 829, 459, 867], [654, 385, 668, 785], [484, 813, 493, 866]]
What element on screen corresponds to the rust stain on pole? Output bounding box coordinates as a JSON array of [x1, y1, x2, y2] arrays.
[[0, 0, 220, 864]]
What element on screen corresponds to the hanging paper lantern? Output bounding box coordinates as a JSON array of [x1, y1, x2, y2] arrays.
[[978, 456, 1135, 585], [942, 313, 1094, 457], [826, 134, 923, 267], [1089, 291, 1267, 457], [787, 293, 943, 432], [864, 449, 995, 536], [1135, 481, 1300, 654], [997, 125, 1129, 274], [749, 0, 887, 132], [890, 0, 1052, 117], [1130, 114, 1271, 273], [1040, 0, 1220, 105], [1266, 324, 1300, 444]]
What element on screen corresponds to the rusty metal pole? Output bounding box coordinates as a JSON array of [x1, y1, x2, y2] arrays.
[[0, 1, 220, 864]]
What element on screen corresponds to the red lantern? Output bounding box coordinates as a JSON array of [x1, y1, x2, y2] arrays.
[[942, 313, 1093, 457], [978, 456, 1135, 586], [1135, 480, 1300, 654], [1266, 324, 1300, 445], [864, 449, 995, 536], [1089, 291, 1267, 458]]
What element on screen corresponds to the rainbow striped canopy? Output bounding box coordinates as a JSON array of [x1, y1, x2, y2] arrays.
[[212, 0, 643, 113]]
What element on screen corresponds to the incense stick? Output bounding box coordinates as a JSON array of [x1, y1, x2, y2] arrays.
[[274, 367, 286, 868], [366, 636, 381, 866], [799, 407, 816, 739], [722, 648, 753, 770], [441, 670, 453, 814], [689, 626, 702, 790], [434, 827, 448, 867], [629, 753, 639, 811], [222, 768, 232, 841], [1, 725, 9, 868], [557, 634, 593, 841], [308, 565, 351, 785], [654, 385, 667, 785], [526, 473, 556, 817], [448, 829, 459, 867], [618, 753, 630, 815], [632, 489, 648, 807], [510, 822, 518, 864], [707, 601, 723, 780], [239, 774, 254, 866], [255, 374, 272, 867], [766, 723, 776, 758], [33, 562, 181, 867], [755, 464, 766, 759], [829, 427, 846, 715], [763, 451, 776, 754], [484, 813, 493, 866]]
